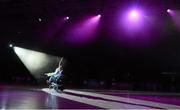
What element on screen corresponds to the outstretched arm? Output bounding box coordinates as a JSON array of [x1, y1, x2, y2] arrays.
[[59, 57, 63, 68]]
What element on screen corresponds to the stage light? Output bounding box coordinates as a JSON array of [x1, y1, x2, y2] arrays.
[[120, 8, 145, 35], [13, 46, 62, 81], [97, 14, 101, 18], [9, 44, 13, 48], [167, 9, 171, 13], [64, 16, 69, 21], [38, 18, 42, 22], [66, 16, 69, 20], [128, 10, 140, 21], [130, 10, 138, 17], [65, 15, 101, 44]]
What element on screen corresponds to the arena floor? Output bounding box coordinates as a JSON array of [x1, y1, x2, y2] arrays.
[[1, 85, 180, 109]]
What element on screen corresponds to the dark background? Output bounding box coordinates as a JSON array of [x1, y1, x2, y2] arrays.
[[1, 0, 180, 91]]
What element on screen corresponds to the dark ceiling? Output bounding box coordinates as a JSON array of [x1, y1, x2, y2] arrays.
[[1, 0, 180, 82]]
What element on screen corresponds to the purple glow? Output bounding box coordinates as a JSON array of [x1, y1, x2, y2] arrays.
[[64, 15, 101, 45], [63, 16, 69, 21], [121, 8, 144, 32], [130, 10, 138, 18], [167, 9, 171, 13], [128, 10, 141, 22], [113, 7, 153, 46], [66, 16, 69, 20], [167, 9, 175, 15], [97, 14, 101, 18], [168, 10, 180, 31]]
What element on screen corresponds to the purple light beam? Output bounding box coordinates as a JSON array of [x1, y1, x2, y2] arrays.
[[64, 15, 101, 45]]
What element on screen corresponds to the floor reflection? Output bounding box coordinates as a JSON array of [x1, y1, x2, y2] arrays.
[[1, 86, 180, 109], [46, 91, 58, 109], [0, 89, 49, 109]]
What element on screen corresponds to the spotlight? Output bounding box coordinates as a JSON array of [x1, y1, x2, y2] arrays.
[[66, 15, 101, 44], [130, 10, 138, 18], [38, 18, 42, 22], [9, 44, 13, 48], [127, 9, 142, 22], [167, 9, 171, 13], [98, 14, 101, 18], [13, 46, 62, 80], [66, 16, 69, 20]]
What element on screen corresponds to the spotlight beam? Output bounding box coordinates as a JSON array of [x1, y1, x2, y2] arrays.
[[13, 46, 62, 81], [65, 15, 101, 44]]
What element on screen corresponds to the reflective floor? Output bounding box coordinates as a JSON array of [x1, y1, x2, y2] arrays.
[[1, 85, 180, 109]]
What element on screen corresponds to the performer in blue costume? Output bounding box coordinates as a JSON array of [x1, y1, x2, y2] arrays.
[[48, 65, 63, 84], [45, 58, 64, 91]]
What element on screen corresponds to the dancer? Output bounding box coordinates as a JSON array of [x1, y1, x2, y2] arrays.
[[45, 58, 64, 91]]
